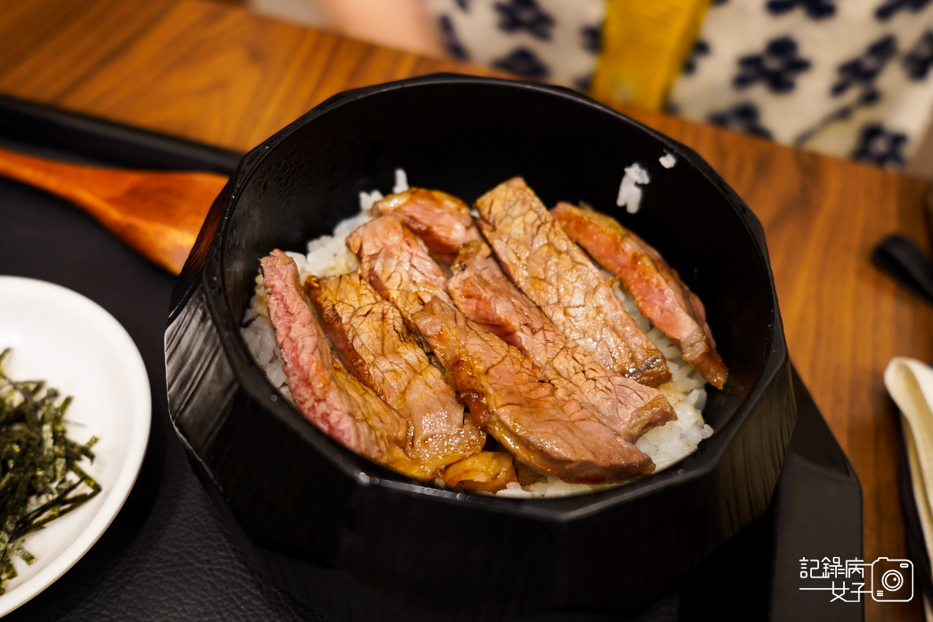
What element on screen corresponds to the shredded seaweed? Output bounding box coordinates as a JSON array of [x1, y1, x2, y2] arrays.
[[0, 348, 100, 594]]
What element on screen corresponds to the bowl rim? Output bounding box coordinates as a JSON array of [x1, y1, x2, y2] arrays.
[[189, 73, 788, 519]]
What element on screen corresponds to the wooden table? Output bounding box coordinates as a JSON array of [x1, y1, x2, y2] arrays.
[[1, 0, 930, 619]]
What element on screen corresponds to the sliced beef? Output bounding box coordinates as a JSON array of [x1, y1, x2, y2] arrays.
[[345, 219, 522, 489], [348, 216, 654, 483], [373, 188, 672, 430], [448, 241, 675, 440], [383, 190, 674, 438], [412, 297, 654, 483], [439, 451, 518, 492], [370, 188, 481, 263], [551, 202, 728, 389], [346, 215, 449, 315], [474, 177, 670, 387], [259, 250, 428, 480], [305, 271, 486, 475]]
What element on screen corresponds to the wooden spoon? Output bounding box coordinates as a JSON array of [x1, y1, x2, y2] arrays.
[[0, 146, 229, 274]]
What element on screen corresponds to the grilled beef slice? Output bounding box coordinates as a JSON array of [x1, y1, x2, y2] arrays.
[[305, 271, 486, 475], [448, 241, 675, 440], [346, 218, 521, 488], [412, 297, 654, 482], [348, 215, 654, 483], [370, 188, 482, 263], [438, 450, 519, 492], [474, 177, 670, 387], [259, 250, 429, 480], [370, 188, 671, 432], [551, 202, 728, 389], [346, 214, 449, 315]]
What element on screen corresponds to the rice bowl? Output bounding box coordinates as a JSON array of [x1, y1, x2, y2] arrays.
[[165, 74, 795, 620], [241, 170, 714, 496]]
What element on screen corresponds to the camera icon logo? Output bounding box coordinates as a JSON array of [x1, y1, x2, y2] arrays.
[[871, 558, 914, 602]]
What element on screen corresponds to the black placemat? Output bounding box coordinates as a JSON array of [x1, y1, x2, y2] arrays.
[[0, 95, 864, 621]]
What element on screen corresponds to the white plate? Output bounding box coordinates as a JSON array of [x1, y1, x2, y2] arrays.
[[0, 276, 151, 616]]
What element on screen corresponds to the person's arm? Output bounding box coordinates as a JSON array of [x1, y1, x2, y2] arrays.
[[316, 0, 442, 57]]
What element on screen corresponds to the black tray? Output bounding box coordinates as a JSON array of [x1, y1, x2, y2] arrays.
[[0, 94, 863, 621]]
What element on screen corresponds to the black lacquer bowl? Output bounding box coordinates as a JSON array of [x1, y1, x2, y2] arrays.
[[165, 74, 796, 621]]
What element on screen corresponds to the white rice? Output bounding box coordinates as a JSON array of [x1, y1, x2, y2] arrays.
[[659, 152, 678, 169], [241, 173, 713, 497], [616, 162, 651, 214]]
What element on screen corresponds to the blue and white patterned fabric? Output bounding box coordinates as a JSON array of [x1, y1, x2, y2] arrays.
[[424, 0, 933, 168], [667, 0, 933, 167], [426, 0, 605, 91]]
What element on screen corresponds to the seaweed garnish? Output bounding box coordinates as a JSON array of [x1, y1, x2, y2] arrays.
[[0, 348, 100, 593]]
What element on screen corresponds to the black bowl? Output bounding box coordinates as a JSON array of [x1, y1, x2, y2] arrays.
[[165, 74, 796, 621]]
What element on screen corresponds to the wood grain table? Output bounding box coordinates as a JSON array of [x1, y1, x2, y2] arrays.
[[0, 0, 930, 620]]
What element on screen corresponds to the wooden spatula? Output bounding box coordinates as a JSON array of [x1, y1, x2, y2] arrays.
[[0, 146, 229, 274]]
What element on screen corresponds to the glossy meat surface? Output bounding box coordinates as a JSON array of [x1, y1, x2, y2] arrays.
[[348, 216, 654, 482], [370, 188, 481, 263], [448, 241, 675, 440], [474, 178, 670, 387], [551, 202, 728, 389], [259, 250, 428, 479], [305, 271, 486, 474], [346, 215, 450, 315], [412, 297, 654, 482]]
